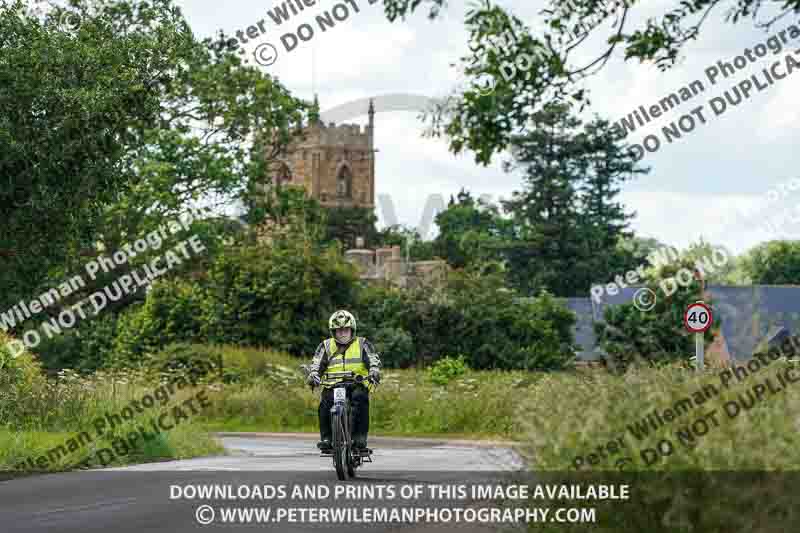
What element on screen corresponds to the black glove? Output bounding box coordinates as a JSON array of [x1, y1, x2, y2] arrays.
[[368, 367, 381, 384], [307, 371, 321, 387]]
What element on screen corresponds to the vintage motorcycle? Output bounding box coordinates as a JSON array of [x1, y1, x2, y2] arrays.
[[300, 365, 377, 480]]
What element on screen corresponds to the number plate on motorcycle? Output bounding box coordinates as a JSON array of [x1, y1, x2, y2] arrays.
[[333, 388, 346, 402]]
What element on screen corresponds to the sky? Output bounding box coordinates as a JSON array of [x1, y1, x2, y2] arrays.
[[149, 1, 798, 253]]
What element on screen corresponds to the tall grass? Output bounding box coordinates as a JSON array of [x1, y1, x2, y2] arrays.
[[1, 366, 224, 474], [196, 345, 538, 438], [516, 359, 800, 533], [518, 360, 800, 470], [2, 343, 537, 473]]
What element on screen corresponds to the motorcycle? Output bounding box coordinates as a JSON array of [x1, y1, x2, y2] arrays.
[[300, 365, 377, 480]]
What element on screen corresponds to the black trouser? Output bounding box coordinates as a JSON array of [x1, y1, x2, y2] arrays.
[[319, 384, 369, 443]]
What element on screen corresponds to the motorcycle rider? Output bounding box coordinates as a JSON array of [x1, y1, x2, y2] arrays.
[[306, 310, 381, 453]]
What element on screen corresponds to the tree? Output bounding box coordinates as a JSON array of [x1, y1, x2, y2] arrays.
[[500, 102, 646, 296], [375, 225, 436, 261], [739, 240, 800, 284], [595, 257, 716, 372], [323, 206, 381, 250], [0, 0, 309, 316], [432, 189, 512, 268], [381, 0, 800, 165], [0, 0, 171, 310], [674, 239, 739, 285], [617, 236, 668, 263], [423, 268, 578, 370]]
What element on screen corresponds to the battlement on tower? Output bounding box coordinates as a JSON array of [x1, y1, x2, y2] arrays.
[[296, 121, 371, 149], [261, 99, 376, 209]]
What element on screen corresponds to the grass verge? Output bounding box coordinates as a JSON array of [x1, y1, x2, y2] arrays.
[[1, 343, 538, 473], [0, 362, 225, 475], [515, 342, 800, 532]]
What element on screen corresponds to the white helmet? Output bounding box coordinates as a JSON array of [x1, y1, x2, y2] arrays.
[[329, 310, 356, 344]]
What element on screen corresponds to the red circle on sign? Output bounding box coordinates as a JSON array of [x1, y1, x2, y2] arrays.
[[684, 302, 713, 333]]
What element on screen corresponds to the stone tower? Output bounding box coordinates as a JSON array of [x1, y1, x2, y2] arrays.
[[265, 98, 376, 209]]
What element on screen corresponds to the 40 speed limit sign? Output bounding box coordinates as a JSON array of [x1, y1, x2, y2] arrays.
[[684, 302, 713, 333]]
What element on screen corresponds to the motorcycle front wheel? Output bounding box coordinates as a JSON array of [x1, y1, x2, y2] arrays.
[[332, 409, 348, 480]]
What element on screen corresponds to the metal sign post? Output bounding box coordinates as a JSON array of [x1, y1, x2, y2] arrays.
[[685, 301, 713, 372], [695, 331, 704, 371]]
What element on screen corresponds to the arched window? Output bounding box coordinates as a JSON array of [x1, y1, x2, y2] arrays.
[[336, 165, 352, 198]]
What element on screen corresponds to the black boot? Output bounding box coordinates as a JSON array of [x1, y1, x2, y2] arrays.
[[352, 435, 369, 452], [317, 439, 332, 454]]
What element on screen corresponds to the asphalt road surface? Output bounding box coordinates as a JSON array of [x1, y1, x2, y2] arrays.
[[1, 434, 529, 533]]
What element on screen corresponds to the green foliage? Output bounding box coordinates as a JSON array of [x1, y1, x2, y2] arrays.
[[0, 332, 46, 393], [34, 313, 120, 372], [433, 189, 512, 269], [739, 240, 800, 285], [248, 186, 327, 243], [350, 285, 419, 368], [147, 342, 224, 381], [517, 351, 800, 532], [0, 0, 309, 315], [430, 109, 649, 299], [201, 241, 358, 353], [617, 236, 668, 262], [428, 355, 469, 386], [595, 258, 716, 371], [501, 103, 646, 296], [520, 342, 800, 472], [0, 0, 174, 308], [382, 0, 448, 21], [371, 326, 416, 368], [113, 279, 208, 365], [1, 364, 223, 471], [215, 345, 304, 386], [351, 268, 576, 371], [382, 0, 800, 165], [323, 206, 380, 249], [419, 269, 577, 370], [353, 286, 415, 335], [653, 239, 739, 285], [1, 331, 48, 430], [93, 238, 358, 367], [375, 225, 437, 261], [197, 345, 537, 439], [25, 209, 577, 374], [593, 238, 740, 371]]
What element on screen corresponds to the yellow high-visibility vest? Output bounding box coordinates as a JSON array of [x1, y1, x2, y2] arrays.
[[321, 337, 369, 388]]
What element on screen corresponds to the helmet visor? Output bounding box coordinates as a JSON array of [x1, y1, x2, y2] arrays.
[[334, 327, 352, 343]]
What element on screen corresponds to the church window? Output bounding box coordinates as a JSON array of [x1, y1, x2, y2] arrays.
[[337, 165, 352, 198]]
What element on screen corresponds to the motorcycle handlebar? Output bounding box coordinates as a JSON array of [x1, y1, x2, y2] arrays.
[[308, 372, 377, 391]]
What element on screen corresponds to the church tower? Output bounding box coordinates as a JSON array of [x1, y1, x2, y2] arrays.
[[265, 98, 376, 210]]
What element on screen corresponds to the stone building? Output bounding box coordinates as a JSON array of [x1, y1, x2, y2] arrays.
[[257, 99, 448, 289], [264, 98, 376, 209], [344, 239, 448, 289]]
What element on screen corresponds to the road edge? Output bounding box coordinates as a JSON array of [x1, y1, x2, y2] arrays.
[[213, 432, 522, 449]]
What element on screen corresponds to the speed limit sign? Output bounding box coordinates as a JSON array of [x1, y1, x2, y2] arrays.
[[684, 302, 713, 333]]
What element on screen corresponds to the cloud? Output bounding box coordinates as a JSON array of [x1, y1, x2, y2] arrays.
[[620, 189, 799, 255], [179, 0, 799, 255]]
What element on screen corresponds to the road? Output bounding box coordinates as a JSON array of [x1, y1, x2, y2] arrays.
[[0, 434, 529, 533]]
